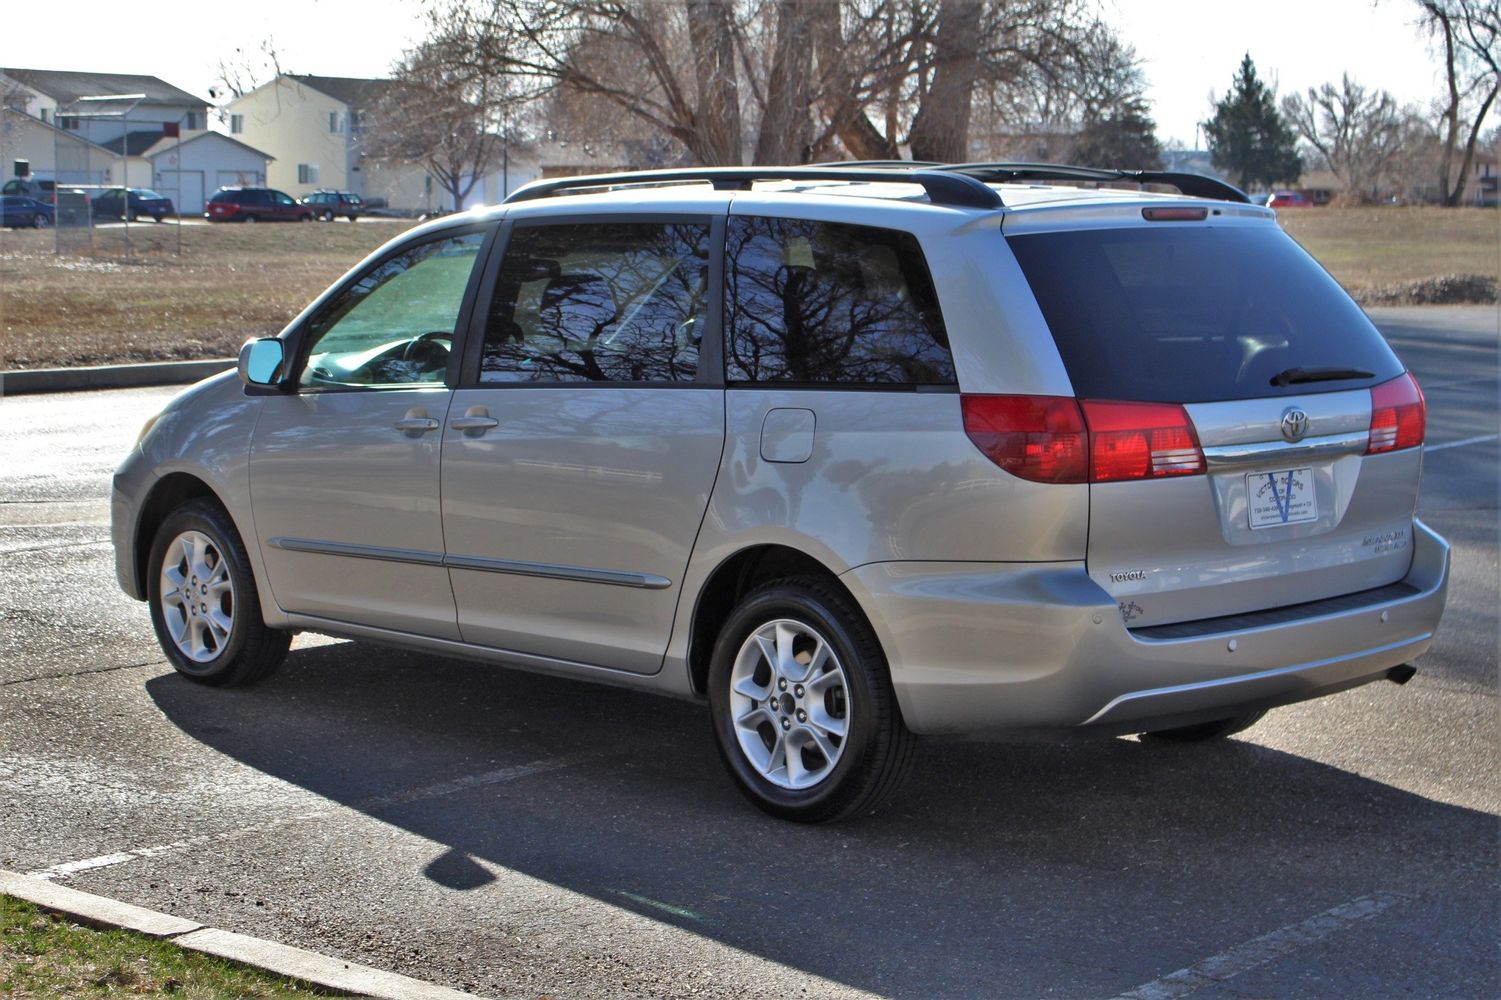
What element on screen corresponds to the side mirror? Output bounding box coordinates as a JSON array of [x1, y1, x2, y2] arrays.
[[237, 338, 285, 386]]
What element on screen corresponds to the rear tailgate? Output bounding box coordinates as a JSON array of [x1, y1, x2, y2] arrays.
[[1007, 213, 1422, 628]]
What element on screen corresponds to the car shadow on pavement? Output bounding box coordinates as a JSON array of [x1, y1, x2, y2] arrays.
[[146, 640, 1499, 999]]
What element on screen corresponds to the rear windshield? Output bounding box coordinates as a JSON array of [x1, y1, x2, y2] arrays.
[[1007, 225, 1403, 403]]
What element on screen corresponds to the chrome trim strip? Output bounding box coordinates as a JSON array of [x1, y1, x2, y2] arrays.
[[266, 536, 671, 589], [443, 553, 672, 590], [1202, 430, 1369, 469], [267, 537, 444, 566]]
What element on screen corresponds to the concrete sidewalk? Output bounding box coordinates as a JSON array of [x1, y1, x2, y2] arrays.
[[1, 870, 482, 1000]]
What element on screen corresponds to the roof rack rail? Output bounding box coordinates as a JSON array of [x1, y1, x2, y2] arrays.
[[504, 166, 1004, 209], [938, 162, 1251, 204]]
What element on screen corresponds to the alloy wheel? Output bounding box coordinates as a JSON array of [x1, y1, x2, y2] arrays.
[[728, 618, 851, 790], [158, 530, 235, 663]]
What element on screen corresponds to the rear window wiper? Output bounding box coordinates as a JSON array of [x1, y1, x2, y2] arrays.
[[1269, 366, 1375, 387]]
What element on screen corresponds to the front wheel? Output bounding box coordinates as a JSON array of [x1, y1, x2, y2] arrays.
[[147, 499, 289, 686], [708, 578, 915, 823]]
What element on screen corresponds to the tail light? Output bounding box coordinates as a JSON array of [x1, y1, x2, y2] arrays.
[[1367, 372, 1425, 453], [962, 395, 1204, 484], [1080, 400, 1205, 481], [961, 395, 1088, 483]]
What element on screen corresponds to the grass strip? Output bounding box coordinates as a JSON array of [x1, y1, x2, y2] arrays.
[[0, 893, 348, 998]]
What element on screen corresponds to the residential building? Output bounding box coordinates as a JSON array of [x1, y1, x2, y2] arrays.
[[144, 130, 273, 214], [0, 68, 207, 151], [225, 73, 540, 211]]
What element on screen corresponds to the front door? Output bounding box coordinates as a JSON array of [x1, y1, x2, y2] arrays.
[[441, 217, 725, 673], [249, 228, 489, 638]]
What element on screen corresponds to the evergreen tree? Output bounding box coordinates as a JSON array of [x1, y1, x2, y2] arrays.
[[1071, 96, 1164, 169], [1203, 54, 1303, 189]]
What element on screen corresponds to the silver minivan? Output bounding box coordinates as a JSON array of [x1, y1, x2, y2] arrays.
[[112, 164, 1449, 822]]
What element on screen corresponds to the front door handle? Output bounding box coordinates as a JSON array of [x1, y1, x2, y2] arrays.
[[450, 406, 500, 435], [394, 407, 440, 435]]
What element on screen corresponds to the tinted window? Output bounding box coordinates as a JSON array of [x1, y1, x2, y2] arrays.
[[481, 221, 708, 384], [724, 216, 953, 386], [1007, 226, 1403, 403], [209, 190, 235, 203], [299, 232, 485, 388]]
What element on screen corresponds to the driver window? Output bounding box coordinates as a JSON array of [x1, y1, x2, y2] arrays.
[[299, 231, 485, 389]]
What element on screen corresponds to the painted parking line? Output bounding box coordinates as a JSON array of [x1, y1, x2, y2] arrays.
[[28, 756, 576, 881], [1109, 891, 1407, 1000], [1425, 433, 1499, 453]]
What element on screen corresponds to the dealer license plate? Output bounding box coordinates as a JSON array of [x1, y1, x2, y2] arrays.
[[1247, 467, 1317, 529]]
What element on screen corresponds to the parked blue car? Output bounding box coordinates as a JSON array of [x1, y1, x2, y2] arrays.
[[92, 187, 175, 222], [0, 195, 53, 229]]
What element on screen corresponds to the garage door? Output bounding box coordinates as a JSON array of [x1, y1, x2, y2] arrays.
[[155, 170, 205, 215]]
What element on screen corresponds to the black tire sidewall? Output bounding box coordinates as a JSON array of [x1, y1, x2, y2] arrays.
[[146, 503, 253, 682], [707, 583, 883, 819]]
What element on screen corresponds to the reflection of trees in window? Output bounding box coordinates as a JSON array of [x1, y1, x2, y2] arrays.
[[725, 217, 954, 385], [482, 223, 708, 383]]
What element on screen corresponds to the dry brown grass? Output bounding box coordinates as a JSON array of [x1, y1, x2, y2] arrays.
[[1278, 206, 1499, 296], [1, 221, 414, 369]]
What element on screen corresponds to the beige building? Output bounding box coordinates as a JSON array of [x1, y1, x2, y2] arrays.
[[224, 74, 435, 208]]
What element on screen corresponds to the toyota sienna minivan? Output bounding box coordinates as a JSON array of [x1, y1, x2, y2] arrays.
[[113, 164, 1449, 822]]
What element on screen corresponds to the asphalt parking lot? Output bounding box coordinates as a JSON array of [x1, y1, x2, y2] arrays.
[[0, 306, 1495, 999]]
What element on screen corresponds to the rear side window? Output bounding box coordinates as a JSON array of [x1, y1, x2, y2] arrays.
[[725, 216, 954, 386], [1008, 226, 1403, 403], [480, 221, 709, 384], [210, 190, 235, 203]]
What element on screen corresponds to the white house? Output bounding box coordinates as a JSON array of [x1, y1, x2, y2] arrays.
[[0, 68, 208, 152], [144, 130, 273, 214]]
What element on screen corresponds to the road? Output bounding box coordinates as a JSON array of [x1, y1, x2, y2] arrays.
[[1, 307, 1496, 999]]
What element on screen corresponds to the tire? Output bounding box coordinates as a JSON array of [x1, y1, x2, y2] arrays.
[[707, 577, 915, 823], [243, 215, 258, 223], [146, 498, 289, 687], [346, 215, 358, 222], [299, 214, 313, 222], [153, 215, 164, 223], [33, 213, 49, 229], [128, 212, 138, 222], [321, 210, 335, 222], [1141, 710, 1266, 743]]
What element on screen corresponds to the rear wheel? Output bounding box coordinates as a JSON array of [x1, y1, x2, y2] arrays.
[[321, 209, 335, 222], [243, 214, 258, 223], [33, 213, 49, 229], [708, 577, 915, 823], [1141, 710, 1266, 742], [147, 499, 289, 686]]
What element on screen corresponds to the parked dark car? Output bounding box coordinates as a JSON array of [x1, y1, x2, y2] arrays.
[[1, 179, 89, 223], [206, 187, 313, 223], [301, 190, 364, 221], [0, 195, 54, 229], [92, 187, 175, 222]]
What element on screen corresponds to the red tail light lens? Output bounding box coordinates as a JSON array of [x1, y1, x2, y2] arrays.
[[961, 395, 1088, 483], [1080, 400, 1205, 481], [961, 396, 1206, 483], [1367, 372, 1425, 453]]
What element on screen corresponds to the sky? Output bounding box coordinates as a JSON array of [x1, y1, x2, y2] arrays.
[[3, 0, 1450, 150]]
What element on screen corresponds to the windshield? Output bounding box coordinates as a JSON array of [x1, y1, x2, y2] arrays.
[[1007, 225, 1403, 403]]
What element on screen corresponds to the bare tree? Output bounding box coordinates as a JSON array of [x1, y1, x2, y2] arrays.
[[208, 37, 286, 104], [1416, 0, 1500, 205], [417, 0, 1137, 168], [367, 32, 522, 210], [1283, 75, 1410, 202]]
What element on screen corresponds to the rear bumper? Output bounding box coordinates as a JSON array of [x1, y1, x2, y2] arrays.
[[844, 519, 1449, 736]]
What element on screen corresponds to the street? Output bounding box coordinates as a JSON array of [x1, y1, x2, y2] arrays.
[[1, 306, 1495, 998]]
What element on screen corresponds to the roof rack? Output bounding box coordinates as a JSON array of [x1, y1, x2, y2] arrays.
[[505, 166, 1004, 209], [502, 162, 1250, 208], [937, 162, 1252, 204]]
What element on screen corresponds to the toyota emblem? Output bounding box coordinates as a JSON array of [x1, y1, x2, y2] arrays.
[[1280, 407, 1310, 442]]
